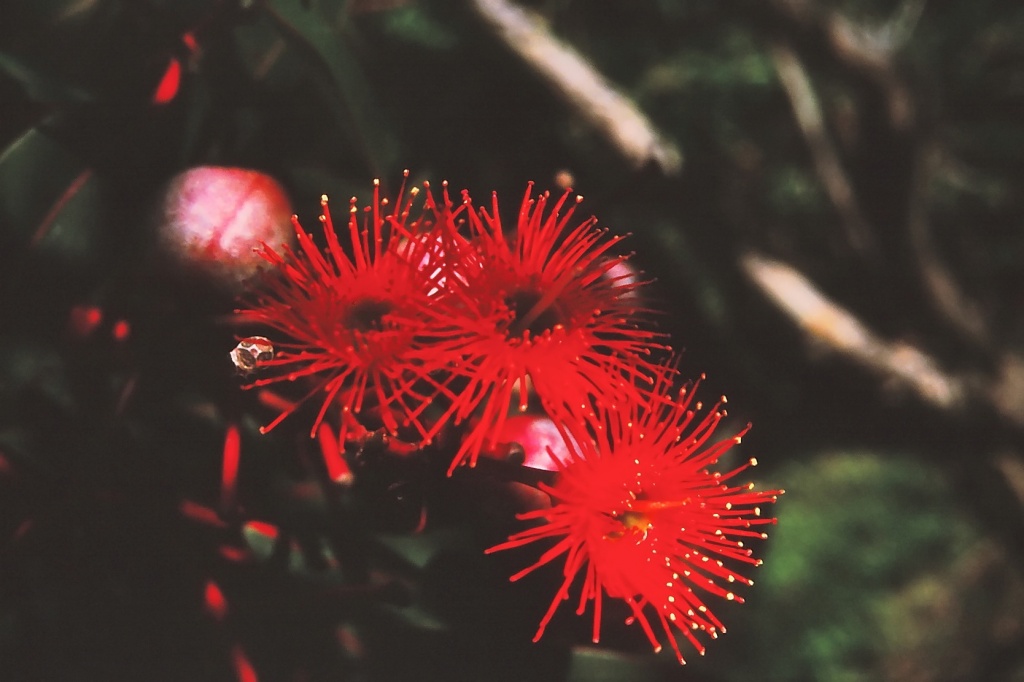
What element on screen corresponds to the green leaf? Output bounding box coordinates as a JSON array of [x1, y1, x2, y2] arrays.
[[374, 528, 466, 571], [378, 602, 448, 633], [376, 5, 458, 51], [0, 341, 72, 411], [0, 128, 102, 265], [0, 52, 94, 103], [231, 11, 308, 91], [263, 0, 398, 178], [566, 646, 663, 682]]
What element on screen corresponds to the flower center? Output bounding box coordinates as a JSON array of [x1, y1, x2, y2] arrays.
[[344, 298, 393, 332], [605, 505, 655, 541], [619, 510, 653, 534], [605, 495, 692, 542], [506, 289, 564, 338]]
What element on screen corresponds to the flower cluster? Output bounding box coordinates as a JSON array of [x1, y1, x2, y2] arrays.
[[235, 173, 781, 663]]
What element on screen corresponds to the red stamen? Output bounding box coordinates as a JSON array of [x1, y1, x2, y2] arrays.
[[219, 546, 248, 562], [317, 423, 353, 485], [231, 645, 258, 682], [221, 424, 241, 513], [112, 319, 131, 342], [179, 500, 228, 528], [152, 58, 181, 104], [243, 520, 279, 540], [68, 305, 103, 338], [256, 389, 297, 415], [204, 580, 228, 620]]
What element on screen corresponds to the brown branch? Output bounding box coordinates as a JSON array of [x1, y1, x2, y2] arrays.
[[772, 4, 995, 364], [992, 353, 1024, 429], [742, 251, 1024, 435], [994, 451, 1024, 507], [907, 146, 992, 347], [768, 0, 915, 130], [468, 0, 682, 175], [770, 43, 876, 255], [741, 252, 965, 410]]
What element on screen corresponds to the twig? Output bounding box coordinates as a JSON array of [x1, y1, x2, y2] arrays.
[[906, 146, 991, 347], [469, 0, 682, 175], [994, 451, 1024, 507], [992, 353, 1024, 429], [769, 43, 876, 255], [768, 0, 915, 129], [740, 252, 964, 410], [31, 168, 94, 248]]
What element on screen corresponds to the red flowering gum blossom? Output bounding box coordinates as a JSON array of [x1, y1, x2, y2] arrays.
[[486, 372, 783, 664], [422, 182, 668, 474], [235, 175, 467, 445]]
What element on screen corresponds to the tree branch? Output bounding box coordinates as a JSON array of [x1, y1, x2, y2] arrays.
[[770, 42, 876, 255], [469, 0, 682, 175], [767, 0, 915, 130], [741, 252, 964, 410], [906, 145, 992, 347]]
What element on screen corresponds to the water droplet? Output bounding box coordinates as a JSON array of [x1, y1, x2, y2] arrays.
[[230, 336, 274, 374]]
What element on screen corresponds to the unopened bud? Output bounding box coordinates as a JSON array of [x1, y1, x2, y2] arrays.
[[158, 167, 294, 291]]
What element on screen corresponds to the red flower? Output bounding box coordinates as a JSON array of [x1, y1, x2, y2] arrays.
[[424, 183, 667, 474], [235, 176, 467, 444], [486, 372, 783, 664]]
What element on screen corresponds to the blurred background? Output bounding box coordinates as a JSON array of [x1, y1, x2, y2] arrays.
[[2, 0, 1023, 680]]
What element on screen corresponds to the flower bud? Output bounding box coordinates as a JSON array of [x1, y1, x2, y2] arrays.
[[481, 414, 574, 471], [157, 167, 294, 291]]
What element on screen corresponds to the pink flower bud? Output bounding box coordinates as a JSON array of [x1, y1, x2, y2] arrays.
[[158, 167, 294, 291], [482, 414, 575, 471]]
